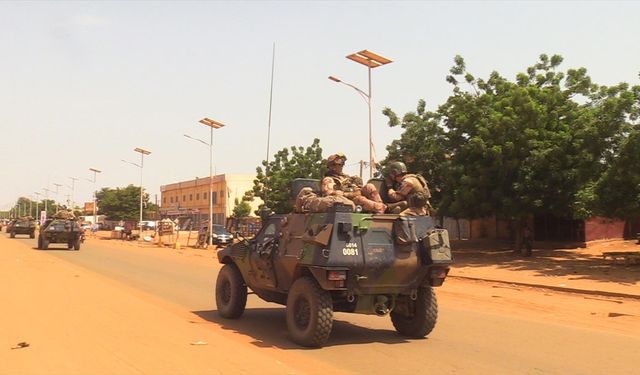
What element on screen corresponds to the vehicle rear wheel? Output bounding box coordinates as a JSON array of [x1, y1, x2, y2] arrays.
[[37, 236, 42, 249], [390, 286, 438, 338], [10, 231, 15, 238], [67, 242, 73, 249], [215, 264, 247, 319], [74, 238, 81, 250], [286, 276, 333, 347], [42, 239, 49, 250], [30, 231, 35, 239]]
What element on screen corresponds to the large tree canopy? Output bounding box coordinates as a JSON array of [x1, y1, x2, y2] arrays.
[[96, 185, 156, 221], [245, 138, 324, 214], [383, 54, 640, 222]]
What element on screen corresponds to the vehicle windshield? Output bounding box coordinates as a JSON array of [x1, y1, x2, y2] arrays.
[[213, 225, 230, 234]]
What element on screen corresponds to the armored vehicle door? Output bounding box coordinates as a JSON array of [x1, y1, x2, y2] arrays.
[[248, 218, 282, 289]]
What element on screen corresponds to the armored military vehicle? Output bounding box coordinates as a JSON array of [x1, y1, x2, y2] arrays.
[[215, 179, 452, 347], [38, 218, 83, 250], [9, 218, 36, 238]]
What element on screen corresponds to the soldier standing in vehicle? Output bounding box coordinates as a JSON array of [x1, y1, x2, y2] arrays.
[[322, 153, 386, 214], [385, 161, 431, 215]]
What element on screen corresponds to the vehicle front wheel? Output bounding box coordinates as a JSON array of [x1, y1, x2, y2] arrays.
[[390, 286, 438, 338], [286, 276, 333, 347], [37, 236, 42, 249], [30, 231, 35, 239], [74, 238, 81, 250], [42, 239, 49, 250], [10, 231, 15, 238], [215, 264, 247, 319]]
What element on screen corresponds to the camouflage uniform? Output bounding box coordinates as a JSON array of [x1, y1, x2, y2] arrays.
[[385, 162, 431, 216], [322, 153, 386, 214], [295, 187, 355, 213]]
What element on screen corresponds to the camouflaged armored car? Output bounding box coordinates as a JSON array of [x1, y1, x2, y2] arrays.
[[38, 218, 83, 250], [215, 179, 453, 347]]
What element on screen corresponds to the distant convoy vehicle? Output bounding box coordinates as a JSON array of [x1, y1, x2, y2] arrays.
[[215, 179, 453, 347], [38, 218, 83, 250], [8, 218, 36, 238]]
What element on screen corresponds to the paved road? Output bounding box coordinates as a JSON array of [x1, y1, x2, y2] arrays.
[[11, 235, 640, 374]]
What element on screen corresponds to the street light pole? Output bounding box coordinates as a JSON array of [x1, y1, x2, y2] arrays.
[[53, 183, 63, 212], [133, 147, 151, 238], [68, 177, 78, 211], [43, 187, 52, 219], [198, 117, 225, 247], [34, 192, 42, 223], [88, 168, 102, 228], [330, 50, 392, 179]]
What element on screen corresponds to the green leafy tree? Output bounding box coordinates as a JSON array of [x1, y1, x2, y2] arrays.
[[232, 198, 252, 219], [96, 184, 153, 221], [382, 100, 450, 214], [244, 138, 324, 214], [384, 54, 638, 239]]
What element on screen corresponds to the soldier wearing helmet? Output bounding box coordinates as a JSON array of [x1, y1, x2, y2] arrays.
[[322, 153, 386, 214], [384, 161, 431, 215]]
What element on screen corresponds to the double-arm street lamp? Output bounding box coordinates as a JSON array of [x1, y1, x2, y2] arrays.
[[185, 117, 225, 247], [88, 168, 102, 228], [123, 147, 151, 237], [329, 49, 393, 179]]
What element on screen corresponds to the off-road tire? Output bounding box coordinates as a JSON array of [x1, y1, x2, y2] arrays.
[[10, 231, 15, 238], [391, 286, 438, 338], [215, 264, 247, 319], [286, 276, 333, 347], [74, 238, 81, 250]]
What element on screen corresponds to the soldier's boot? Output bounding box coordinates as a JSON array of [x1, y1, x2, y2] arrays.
[[354, 196, 386, 214], [386, 201, 407, 214]]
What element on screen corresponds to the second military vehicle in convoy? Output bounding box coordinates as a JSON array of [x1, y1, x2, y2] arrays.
[[215, 179, 452, 347], [38, 218, 83, 250], [9, 218, 36, 238]]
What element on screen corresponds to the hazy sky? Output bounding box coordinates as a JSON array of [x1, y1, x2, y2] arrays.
[[1, 1, 639, 211]]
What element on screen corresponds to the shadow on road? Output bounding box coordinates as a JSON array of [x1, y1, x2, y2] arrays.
[[192, 308, 415, 349], [451, 239, 640, 286]]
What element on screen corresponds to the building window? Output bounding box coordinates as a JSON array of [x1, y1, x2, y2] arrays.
[[204, 192, 207, 200], [170, 197, 173, 203], [190, 194, 193, 201], [220, 190, 225, 203], [163, 197, 166, 204], [196, 193, 200, 200], [211, 191, 217, 204]]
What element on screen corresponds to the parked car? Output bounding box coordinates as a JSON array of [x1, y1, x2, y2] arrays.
[[212, 224, 234, 245]]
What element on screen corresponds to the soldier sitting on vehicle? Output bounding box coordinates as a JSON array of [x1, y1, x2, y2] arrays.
[[384, 161, 431, 215], [294, 183, 355, 213], [322, 153, 386, 214]]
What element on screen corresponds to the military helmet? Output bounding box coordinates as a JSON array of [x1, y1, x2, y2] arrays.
[[327, 153, 347, 167], [385, 161, 407, 178]]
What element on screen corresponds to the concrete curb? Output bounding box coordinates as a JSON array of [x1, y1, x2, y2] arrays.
[[449, 275, 640, 301]]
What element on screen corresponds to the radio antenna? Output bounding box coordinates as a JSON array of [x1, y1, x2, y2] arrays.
[[264, 42, 276, 209]]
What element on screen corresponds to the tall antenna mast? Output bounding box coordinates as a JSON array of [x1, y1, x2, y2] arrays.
[[264, 42, 276, 208]]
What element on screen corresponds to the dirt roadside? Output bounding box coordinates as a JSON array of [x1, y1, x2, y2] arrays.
[[0, 235, 347, 375]]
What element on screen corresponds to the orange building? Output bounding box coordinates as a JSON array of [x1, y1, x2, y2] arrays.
[[159, 174, 261, 225]]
